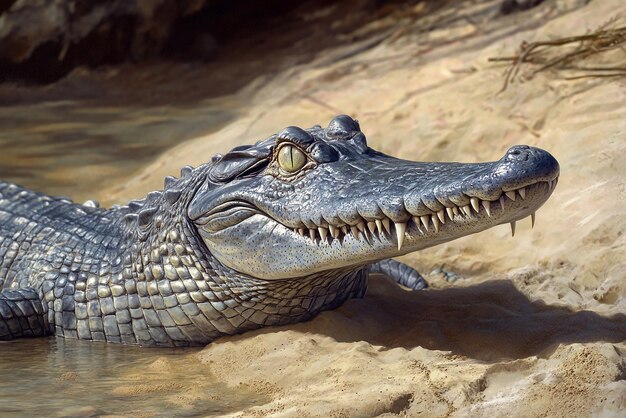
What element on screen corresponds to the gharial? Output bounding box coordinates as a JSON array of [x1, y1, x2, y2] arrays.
[[0, 115, 559, 346]]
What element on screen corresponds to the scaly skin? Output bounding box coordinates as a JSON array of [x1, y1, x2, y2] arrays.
[[0, 115, 559, 346]]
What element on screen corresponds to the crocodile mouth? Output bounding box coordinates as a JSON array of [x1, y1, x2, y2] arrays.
[[194, 175, 557, 280], [283, 177, 558, 249]]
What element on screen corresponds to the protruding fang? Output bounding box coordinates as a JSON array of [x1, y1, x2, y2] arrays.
[[342, 225, 349, 235], [437, 210, 446, 224], [309, 229, 316, 241], [382, 218, 391, 234], [318, 227, 328, 242], [356, 221, 366, 233], [470, 197, 480, 213], [367, 221, 376, 235], [518, 187, 526, 200], [375, 219, 384, 235], [499, 196, 505, 211], [394, 222, 406, 250], [431, 215, 440, 232], [482, 200, 491, 217], [531, 212, 536, 228], [420, 215, 430, 231], [462, 205, 472, 217], [452, 207, 459, 216], [446, 207, 454, 220], [506, 191, 516, 201], [510, 221, 516, 237], [329, 224, 340, 238], [351, 226, 360, 239], [298, 228, 306, 237]]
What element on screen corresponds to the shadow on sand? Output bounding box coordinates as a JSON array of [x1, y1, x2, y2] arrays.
[[291, 275, 626, 362]]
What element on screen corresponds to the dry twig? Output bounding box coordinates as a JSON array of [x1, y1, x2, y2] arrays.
[[489, 18, 626, 91]]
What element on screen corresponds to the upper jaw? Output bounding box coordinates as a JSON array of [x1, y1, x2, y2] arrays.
[[286, 176, 558, 251], [261, 145, 560, 248]]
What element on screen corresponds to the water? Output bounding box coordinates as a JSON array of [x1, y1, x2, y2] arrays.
[[0, 66, 261, 416], [0, 338, 267, 417], [0, 99, 233, 204]]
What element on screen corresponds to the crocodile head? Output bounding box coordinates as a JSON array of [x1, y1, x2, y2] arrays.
[[188, 115, 559, 280]]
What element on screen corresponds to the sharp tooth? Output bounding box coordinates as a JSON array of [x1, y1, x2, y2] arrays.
[[375, 219, 384, 234], [298, 228, 306, 236], [462, 205, 472, 217], [506, 191, 516, 201], [356, 221, 366, 232], [382, 218, 391, 234], [482, 200, 491, 216], [351, 226, 360, 239], [413, 217, 423, 234], [341, 225, 349, 235], [367, 221, 376, 235], [431, 215, 440, 232], [470, 197, 480, 213], [394, 222, 406, 250], [452, 207, 459, 216], [318, 227, 328, 242], [362, 230, 373, 245], [446, 207, 454, 220], [510, 221, 516, 237], [309, 229, 317, 241], [329, 224, 340, 238], [531, 212, 536, 228], [420, 215, 430, 230], [499, 196, 505, 211], [437, 210, 446, 224], [518, 187, 526, 200]]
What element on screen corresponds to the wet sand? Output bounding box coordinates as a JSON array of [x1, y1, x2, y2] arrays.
[[0, 338, 267, 417], [0, 0, 624, 416]]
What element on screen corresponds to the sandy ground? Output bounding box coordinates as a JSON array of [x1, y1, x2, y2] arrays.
[[2, 0, 624, 416], [100, 1, 626, 416]]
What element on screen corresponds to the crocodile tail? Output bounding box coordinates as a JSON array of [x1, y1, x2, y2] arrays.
[[0, 287, 49, 340]]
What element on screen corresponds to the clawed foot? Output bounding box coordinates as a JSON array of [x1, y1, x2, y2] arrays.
[[369, 260, 465, 290]]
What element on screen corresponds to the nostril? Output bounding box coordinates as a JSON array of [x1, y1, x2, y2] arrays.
[[505, 146, 531, 162]]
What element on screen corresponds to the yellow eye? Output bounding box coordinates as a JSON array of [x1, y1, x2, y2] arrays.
[[277, 145, 307, 173]]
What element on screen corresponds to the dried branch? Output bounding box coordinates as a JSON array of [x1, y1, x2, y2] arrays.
[[488, 18, 626, 91]]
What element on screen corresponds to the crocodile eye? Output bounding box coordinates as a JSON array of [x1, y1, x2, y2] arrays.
[[277, 144, 307, 173]]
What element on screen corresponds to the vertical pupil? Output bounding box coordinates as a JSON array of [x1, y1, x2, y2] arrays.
[[288, 146, 294, 168]]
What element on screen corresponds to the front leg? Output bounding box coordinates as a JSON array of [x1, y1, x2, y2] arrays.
[[368, 259, 428, 290]]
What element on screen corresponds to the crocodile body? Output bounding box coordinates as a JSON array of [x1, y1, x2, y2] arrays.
[[0, 115, 559, 346]]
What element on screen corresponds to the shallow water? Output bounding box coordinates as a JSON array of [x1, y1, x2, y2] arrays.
[[0, 338, 267, 417], [0, 71, 258, 416], [0, 66, 239, 205]]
